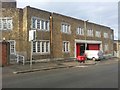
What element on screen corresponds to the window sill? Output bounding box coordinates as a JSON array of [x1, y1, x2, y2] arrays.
[[31, 28, 49, 32], [33, 52, 50, 55], [63, 52, 70, 54]]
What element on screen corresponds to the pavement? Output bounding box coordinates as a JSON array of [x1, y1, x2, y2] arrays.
[[2, 57, 119, 76], [2, 59, 96, 76]]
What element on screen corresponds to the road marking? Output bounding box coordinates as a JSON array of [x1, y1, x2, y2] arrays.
[[75, 66, 88, 68]]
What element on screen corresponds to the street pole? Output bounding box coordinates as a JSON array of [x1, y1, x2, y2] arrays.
[[30, 40, 33, 69]]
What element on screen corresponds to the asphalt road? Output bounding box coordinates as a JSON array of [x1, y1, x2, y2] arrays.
[[2, 60, 118, 88]]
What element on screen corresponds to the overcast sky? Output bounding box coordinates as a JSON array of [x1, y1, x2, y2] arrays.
[[16, 0, 119, 40]]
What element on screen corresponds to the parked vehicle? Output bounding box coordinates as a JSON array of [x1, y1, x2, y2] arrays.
[[85, 50, 104, 61]]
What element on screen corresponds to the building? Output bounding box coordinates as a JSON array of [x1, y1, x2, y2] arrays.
[[0, 1, 114, 63], [114, 40, 120, 58]]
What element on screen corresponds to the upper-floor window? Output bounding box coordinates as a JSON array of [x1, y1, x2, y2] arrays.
[[31, 17, 49, 31], [104, 32, 108, 38], [95, 31, 101, 37], [0, 17, 13, 30], [87, 29, 93, 37], [61, 23, 71, 34], [76, 27, 84, 35]]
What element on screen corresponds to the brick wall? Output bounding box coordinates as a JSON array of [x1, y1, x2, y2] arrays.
[[52, 13, 114, 58], [2, 5, 114, 61], [24, 6, 51, 60]]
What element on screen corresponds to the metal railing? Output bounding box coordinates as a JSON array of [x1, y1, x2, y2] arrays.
[[10, 54, 25, 65]]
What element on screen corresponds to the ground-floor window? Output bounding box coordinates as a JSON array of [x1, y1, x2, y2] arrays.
[[63, 41, 70, 53], [32, 40, 50, 54], [9, 40, 16, 54]]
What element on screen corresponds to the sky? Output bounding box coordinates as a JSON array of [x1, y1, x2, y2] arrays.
[[16, 0, 119, 40]]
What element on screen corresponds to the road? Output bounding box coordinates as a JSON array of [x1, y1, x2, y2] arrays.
[[2, 60, 118, 88]]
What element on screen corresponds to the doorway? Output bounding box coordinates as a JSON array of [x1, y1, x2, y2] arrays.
[[76, 43, 85, 57]]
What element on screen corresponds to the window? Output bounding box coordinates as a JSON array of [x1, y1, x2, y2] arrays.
[[61, 23, 71, 34], [46, 41, 49, 52], [32, 18, 36, 29], [7, 19, 12, 29], [96, 31, 101, 37], [76, 27, 84, 35], [37, 41, 40, 52], [37, 19, 40, 29], [3, 19, 7, 29], [42, 42, 44, 52], [104, 32, 108, 38], [41, 20, 44, 30], [31, 17, 49, 31], [32, 40, 50, 54], [0, 17, 13, 30], [45, 21, 49, 30], [9, 40, 15, 54], [33, 41, 36, 53], [63, 41, 70, 53], [87, 29, 93, 36]]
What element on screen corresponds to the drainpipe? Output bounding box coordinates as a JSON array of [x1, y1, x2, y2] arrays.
[[50, 13, 53, 59], [84, 20, 89, 52]]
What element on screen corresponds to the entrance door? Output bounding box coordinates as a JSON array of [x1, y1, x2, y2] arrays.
[[76, 44, 80, 57], [80, 44, 85, 56], [76, 43, 85, 57]]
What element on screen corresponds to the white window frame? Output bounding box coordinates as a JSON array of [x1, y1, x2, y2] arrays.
[[0, 17, 13, 30], [37, 19, 40, 29], [96, 31, 101, 37], [61, 23, 71, 34], [104, 32, 108, 38], [76, 27, 84, 35], [9, 40, 16, 54], [63, 41, 70, 53], [31, 17, 49, 31], [87, 29, 93, 37], [32, 40, 50, 54], [33, 41, 36, 53]]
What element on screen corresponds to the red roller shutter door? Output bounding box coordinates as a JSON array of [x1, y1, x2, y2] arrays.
[[88, 44, 100, 50]]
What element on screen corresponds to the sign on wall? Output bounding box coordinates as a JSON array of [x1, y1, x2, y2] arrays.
[[29, 30, 36, 41]]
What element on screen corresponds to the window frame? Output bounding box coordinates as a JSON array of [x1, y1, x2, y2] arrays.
[[87, 29, 93, 37], [104, 32, 108, 38], [61, 23, 71, 34], [76, 27, 84, 35], [95, 31, 101, 37], [31, 17, 50, 31], [62, 41, 70, 53], [32, 40, 50, 55], [0, 17, 13, 30], [9, 40, 16, 54]]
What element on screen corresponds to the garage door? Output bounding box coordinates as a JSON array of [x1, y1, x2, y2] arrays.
[[88, 44, 100, 50]]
